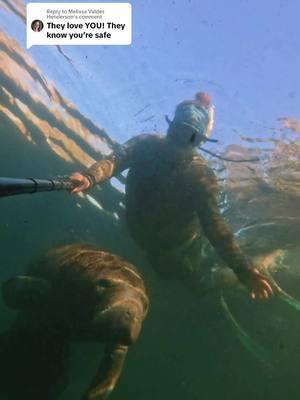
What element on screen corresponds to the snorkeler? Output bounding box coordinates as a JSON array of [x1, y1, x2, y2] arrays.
[[69, 92, 273, 300]]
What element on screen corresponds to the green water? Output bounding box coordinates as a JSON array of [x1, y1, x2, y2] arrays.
[[2, 124, 300, 399]]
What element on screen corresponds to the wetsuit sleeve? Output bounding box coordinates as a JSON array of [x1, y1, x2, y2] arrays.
[[83, 135, 145, 186], [191, 158, 254, 275]]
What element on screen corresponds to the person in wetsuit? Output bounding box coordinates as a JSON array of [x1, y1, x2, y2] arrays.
[[70, 92, 273, 300]]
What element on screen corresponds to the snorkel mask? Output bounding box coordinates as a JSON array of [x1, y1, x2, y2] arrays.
[[166, 93, 260, 163], [167, 92, 215, 147]]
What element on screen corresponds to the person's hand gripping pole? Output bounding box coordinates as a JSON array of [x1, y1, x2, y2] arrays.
[[69, 172, 92, 193]]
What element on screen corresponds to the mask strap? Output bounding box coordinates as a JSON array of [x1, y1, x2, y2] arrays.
[[165, 115, 258, 163]]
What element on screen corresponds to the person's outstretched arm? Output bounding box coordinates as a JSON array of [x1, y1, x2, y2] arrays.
[[190, 156, 273, 300], [70, 135, 148, 193]]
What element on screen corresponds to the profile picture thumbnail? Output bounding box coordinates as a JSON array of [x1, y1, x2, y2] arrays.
[[31, 20, 44, 32]]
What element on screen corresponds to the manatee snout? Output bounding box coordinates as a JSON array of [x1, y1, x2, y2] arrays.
[[95, 298, 144, 345]]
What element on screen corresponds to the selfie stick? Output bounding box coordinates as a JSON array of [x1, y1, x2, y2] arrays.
[[0, 177, 75, 198]]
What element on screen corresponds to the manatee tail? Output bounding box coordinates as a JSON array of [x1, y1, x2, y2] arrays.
[[220, 291, 272, 369]]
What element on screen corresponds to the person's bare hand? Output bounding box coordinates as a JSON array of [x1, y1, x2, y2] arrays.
[[69, 172, 91, 193], [237, 268, 273, 301]]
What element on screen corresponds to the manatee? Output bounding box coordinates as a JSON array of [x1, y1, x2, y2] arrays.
[[0, 244, 149, 400]]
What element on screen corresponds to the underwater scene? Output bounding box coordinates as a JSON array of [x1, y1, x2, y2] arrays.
[[0, 0, 300, 399]]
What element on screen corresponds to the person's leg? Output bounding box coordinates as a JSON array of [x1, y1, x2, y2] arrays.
[[148, 250, 183, 280], [147, 238, 217, 297], [176, 238, 216, 297]]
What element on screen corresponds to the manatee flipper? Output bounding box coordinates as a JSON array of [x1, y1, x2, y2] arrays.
[[2, 275, 51, 309], [83, 344, 128, 400]]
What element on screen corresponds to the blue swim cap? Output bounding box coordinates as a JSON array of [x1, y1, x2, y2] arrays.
[[172, 102, 210, 137]]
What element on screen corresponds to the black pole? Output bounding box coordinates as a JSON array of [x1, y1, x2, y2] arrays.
[[0, 177, 75, 198]]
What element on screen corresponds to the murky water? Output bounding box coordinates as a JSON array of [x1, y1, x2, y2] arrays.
[[0, 0, 300, 399]]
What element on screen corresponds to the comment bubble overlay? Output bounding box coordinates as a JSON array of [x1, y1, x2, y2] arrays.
[[27, 3, 132, 48]]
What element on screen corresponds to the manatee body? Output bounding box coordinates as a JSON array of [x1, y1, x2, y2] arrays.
[[0, 244, 149, 400]]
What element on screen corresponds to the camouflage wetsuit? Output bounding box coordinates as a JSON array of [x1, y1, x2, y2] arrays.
[[83, 133, 254, 295]]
